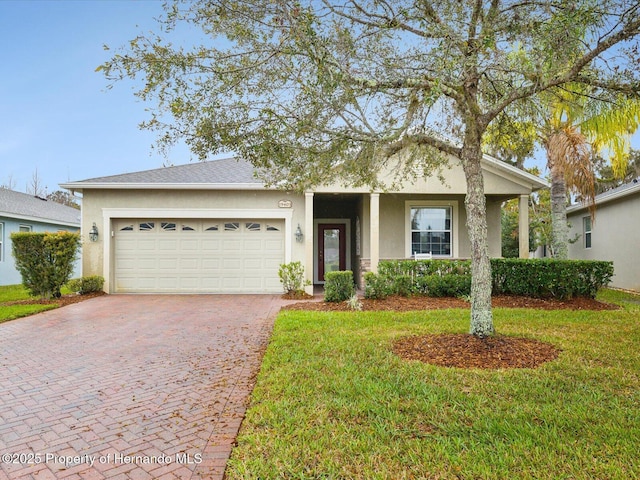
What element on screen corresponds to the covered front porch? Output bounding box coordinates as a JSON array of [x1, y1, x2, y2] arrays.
[[302, 191, 532, 294]]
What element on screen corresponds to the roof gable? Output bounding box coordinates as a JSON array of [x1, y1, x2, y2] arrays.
[[0, 189, 81, 226]]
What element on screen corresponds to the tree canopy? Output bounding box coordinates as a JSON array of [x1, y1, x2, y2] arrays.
[[100, 0, 640, 337]]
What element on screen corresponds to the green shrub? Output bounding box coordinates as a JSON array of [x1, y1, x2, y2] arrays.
[[416, 274, 472, 297], [363, 272, 391, 299], [11, 232, 80, 299], [369, 259, 612, 299], [378, 259, 471, 277], [324, 271, 356, 302], [278, 261, 310, 294], [66, 276, 105, 294], [392, 275, 413, 297], [491, 258, 613, 299]]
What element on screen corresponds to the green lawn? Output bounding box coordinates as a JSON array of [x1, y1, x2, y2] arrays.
[[0, 284, 58, 323], [227, 289, 640, 480]]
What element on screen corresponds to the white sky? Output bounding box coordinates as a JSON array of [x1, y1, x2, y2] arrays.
[[0, 1, 638, 194]]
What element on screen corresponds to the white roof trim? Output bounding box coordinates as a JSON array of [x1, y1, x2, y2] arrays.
[[481, 154, 549, 189], [567, 181, 640, 213]]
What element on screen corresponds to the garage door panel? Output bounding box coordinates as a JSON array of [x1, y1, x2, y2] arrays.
[[222, 239, 242, 252], [201, 277, 222, 289], [243, 239, 263, 250], [202, 258, 221, 269], [138, 259, 159, 270], [265, 239, 284, 251], [137, 240, 157, 250], [264, 258, 283, 269], [243, 278, 263, 289], [243, 258, 262, 269], [157, 276, 180, 288], [159, 239, 178, 250], [115, 258, 136, 270], [179, 258, 199, 270], [221, 277, 242, 289], [179, 277, 200, 289], [202, 240, 221, 251], [114, 218, 284, 293], [222, 258, 242, 269], [180, 239, 199, 250]]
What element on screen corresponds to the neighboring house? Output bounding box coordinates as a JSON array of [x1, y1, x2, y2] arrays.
[[567, 179, 640, 292], [61, 156, 547, 295], [0, 188, 81, 286]]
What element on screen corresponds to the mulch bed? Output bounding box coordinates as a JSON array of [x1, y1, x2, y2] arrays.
[[282, 294, 619, 312], [283, 294, 616, 369], [3, 291, 106, 308], [393, 334, 561, 369]]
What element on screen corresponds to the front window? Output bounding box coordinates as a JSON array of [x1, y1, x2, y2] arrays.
[[19, 224, 32, 232], [410, 206, 452, 256], [583, 216, 592, 249]]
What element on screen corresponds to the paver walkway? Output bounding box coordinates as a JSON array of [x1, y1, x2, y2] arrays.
[[0, 294, 287, 479]]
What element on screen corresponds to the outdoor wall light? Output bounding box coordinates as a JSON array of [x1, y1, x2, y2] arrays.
[[295, 224, 304, 243], [89, 223, 99, 242]]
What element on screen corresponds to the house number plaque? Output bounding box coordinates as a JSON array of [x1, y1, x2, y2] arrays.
[[278, 200, 292, 208]]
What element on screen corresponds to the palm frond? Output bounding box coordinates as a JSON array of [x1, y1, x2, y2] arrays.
[[548, 126, 596, 219]]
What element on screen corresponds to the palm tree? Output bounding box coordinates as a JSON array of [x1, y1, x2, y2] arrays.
[[542, 92, 640, 258]]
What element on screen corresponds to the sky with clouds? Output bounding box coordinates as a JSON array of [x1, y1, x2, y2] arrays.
[[1, 1, 638, 195]]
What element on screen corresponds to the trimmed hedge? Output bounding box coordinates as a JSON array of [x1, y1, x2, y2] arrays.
[[324, 271, 356, 302], [11, 231, 80, 299], [491, 258, 613, 299], [364, 258, 613, 300], [66, 276, 105, 294]]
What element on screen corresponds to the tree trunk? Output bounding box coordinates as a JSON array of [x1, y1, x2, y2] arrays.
[[460, 141, 494, 338], [550, 164, 569, 259]]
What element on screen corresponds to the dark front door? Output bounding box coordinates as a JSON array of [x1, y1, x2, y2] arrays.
[[318, 223, 346, 281]]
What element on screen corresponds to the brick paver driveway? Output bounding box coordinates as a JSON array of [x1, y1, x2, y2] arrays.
[[0, 294, 287, 480]]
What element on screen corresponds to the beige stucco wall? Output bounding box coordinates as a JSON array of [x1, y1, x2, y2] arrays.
[[80, 188, 307, 286], [567, 193, 640, 292], [359, 193, 502, 260], [314, 155, 541, 196]]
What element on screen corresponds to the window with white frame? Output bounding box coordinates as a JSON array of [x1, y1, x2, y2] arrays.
[[583, 216, 592, 249], [410, 206, 452, 256], [19, 224, 32, 232]]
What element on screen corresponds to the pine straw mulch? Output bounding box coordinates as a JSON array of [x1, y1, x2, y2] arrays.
[[283, 294, 618, 369]]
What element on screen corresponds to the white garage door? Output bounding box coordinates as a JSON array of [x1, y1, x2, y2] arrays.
[[114, 219, 285, 293]]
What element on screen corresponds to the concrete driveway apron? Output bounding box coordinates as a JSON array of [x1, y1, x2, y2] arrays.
[[0, 294, 287, 480]]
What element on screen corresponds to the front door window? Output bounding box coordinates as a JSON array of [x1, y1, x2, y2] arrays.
[[318, 224, 346, 281]]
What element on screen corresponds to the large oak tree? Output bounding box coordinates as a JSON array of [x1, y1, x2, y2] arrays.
[[100, 0, 640, 337]]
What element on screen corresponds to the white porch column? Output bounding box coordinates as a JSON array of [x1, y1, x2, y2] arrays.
[[519, 194, 530, 259], [304, 192, 315, 295], [370, 193, 380, 273]]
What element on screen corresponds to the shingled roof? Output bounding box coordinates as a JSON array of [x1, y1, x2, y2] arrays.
[[0, 188, 81, 226], [568, 178, 640, 213], [61, 157, 262, 192]]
